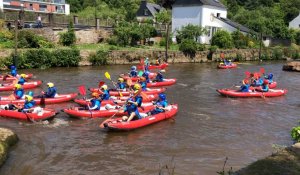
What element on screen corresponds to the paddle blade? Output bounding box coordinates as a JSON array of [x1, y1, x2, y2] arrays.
[[104, 72, 111, 80], [98, 81, 105, 88], [140, 58, 144, 65], [260, 68, 265, 74], [78, 85, 86, 96], [160, 64, 167, 69], [8, 94, 15, 100], [119, 92, 123, 97], [138, 71, 143, 77], [127, 79, 132, 87], [245, 71, 251, 78], [40, 96, 45, 108], [140, 91, 149, 100]]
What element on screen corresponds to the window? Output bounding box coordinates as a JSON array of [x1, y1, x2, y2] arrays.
[[144, 9, 149, 16], [206, 26, 212, 37], [217, 13, 220, 17], [299, 24, 300, 28]]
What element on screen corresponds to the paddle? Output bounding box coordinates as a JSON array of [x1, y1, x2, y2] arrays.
[[160, 64, 167, 70], [138, 71, 143, 77], [245, 71, 251, 78], [78, 85, 93, 118], [104, 72, 123, 97]]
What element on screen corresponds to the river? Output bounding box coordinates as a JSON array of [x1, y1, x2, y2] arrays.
[[0, 61, 299, 175]]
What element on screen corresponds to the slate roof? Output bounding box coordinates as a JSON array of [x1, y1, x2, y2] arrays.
[[147, 3, 163, 16], [217, 17, 252, 33], [173, 0, 226, 9]]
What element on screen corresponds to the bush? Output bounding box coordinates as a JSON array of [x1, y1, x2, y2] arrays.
[[59, 21, 76, 46], [211, 30, 233, 49], [88, 49, 108, 65], [16, 30, 54, 48], [295, 31, 300, 45], [179, 39, 197, 57], [272, 47, 284, 60], [107, 36, 118, 46], [8, 48, 81, 69], [196, 43, 205, 51], [0, 30, 13, 42], [291, 126, 300, 142]]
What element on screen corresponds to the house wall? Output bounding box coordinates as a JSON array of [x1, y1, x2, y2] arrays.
[[172, 5, 202, 35], [289, 13, 300, 29]]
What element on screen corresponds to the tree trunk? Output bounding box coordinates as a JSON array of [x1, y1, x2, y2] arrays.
[[165, 23, 170, 63]]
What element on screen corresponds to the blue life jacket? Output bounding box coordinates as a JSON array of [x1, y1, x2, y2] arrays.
[[261, 84, 269, 92], [142, 72, 150, 83], [154, 100, 168, 113], [124, 103, 142, 120], [155, 73, 164, 82], [90, 99, 101, 110], [135, 95, 143, 107], [240, 84, 250, 92], [11, 69, 17, 77], [18, 78, 26, 85], [23, 100, 36, 109], [101, 90, 110, 100], [130, 70, 138, 77], [141, 82, 147, 91], [118, 82, 126, 90], [14, 89, 24, 99], [45, 87, 57, 98]]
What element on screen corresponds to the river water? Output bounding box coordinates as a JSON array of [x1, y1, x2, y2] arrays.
[[0, 61, 299, 175]]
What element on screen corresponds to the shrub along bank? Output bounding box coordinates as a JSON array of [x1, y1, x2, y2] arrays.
[[0, 48, 81, 69]]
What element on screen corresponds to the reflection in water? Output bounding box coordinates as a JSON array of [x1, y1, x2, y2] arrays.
[[0, 62, 299, 175]]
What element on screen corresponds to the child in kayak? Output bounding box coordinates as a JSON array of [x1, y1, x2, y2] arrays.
[[129, 66, 138, 77], [36, 82, 57, 98], [10, 65, 17, 77], [17, 74, 27, 85], [13, 84, 25, 99], [154, 70, 165, 82], [240, 79, 250, 92], [21, 94, 36, 112], [122, 84, 143, 122], [139, 77, 148, 91], [260, 80, 269, 92], [117, 78, 126, 91], [100, 84, 110, 100], [145, 57, 150, 71], [148, 93, 168, 116], [88, 92, 101, 110], [142, 70, 151, 83], [264, 73, 273, 83]]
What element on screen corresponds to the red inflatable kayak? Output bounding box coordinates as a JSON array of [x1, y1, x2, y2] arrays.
[[147, 79, 177, 87], [0, 108, 56, 121], [0, 81, 42, 91], [137, 63, 168, 70], [218, 64, 237, 69], [74, 94, 158, 106], [89, 88, 166, 96], [99, 104, 178, 131], [64, 102, 155, 118], [0, 93, 77, 105], [217, 89, 287, 98], [119, 73, 156, 81], [250, 82, 277, 90], [0, 74, 33, 81]]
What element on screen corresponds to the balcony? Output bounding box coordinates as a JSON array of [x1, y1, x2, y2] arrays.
[[20, 0, 66, 5]]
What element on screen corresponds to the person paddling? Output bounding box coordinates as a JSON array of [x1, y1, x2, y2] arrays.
[[142, 70, 151, 83], [88, 92, 101, 110], [99, 84, 110, 100], [240, 79, 250, 92], [129, 66, 138, 77], [36, 82, 57, 98], [117, 78, 126, 91], [10, 65, 17, 77], [154, 70, 165, 82], [13, 84, 25, 99], [260, 80, 269, 92], [21, 94, 36, 112], [122, 84, 143, 122], [264, 73, 273, 83], [17, 74, 27, 85], [138, 77, 148, 91], [148, 93, 168, 116]]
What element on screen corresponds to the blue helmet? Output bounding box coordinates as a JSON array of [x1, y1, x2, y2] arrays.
[[159, 93, 166, 100], [10, 65, 16, 70], [28, 91, 34, 97], [131, 66, 137, 71], [268, 73, 273, 79]]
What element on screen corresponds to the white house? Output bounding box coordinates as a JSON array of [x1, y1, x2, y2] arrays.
[[172, 0, 251, 44], [289, 12, 300, 29]]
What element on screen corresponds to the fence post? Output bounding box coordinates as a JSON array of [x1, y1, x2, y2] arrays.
[[73, 15, 78, 25], [96, 18, 100, 30], [48, 13, 54, 27]]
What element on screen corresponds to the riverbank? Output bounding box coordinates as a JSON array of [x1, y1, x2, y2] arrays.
[[0, 128, 18, 167], [236, 143, 300, 175], [283, 61, 300, 72]]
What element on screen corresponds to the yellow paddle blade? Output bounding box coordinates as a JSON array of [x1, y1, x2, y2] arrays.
[[104, 72, 111, 80], [119, 92, 123, 97]]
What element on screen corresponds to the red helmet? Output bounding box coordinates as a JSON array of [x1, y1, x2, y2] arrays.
[[243, 79, 249, 84], [263, 80, 269, 84]]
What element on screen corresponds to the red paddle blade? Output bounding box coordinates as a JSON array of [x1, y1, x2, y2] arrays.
[[98, 81, 105, 88], [140, 58, 144, 65], [245, 71, 251, 78], [127, 79, 132, 87], [260, 68, 265, 74], [78, 85, 86, 96], [140, 91, 149, 100], [160, 64, 167, 69]]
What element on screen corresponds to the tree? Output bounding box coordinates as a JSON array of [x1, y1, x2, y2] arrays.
[[59, 21, 76, 46], [176, 24, 206, 43], [211, 30, 233, 49], [155, 9, 171, 62]]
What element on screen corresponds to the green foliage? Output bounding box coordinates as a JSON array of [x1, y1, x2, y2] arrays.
[[291, 126, 300, 142], [211, 30, 233, 49], [16, 30, 54, 49], [59, 21, 76, 46], [0, 29, 13, 42], [155, 9, 171, 24], [271, 47, 284, 60], [231, 30, 252, 49], [295, 31, 300, 45], [179, 39, 197, 57], [88, 49, 109, 65], [176, 24, 206, 43], [8, 48, 81, 69]]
